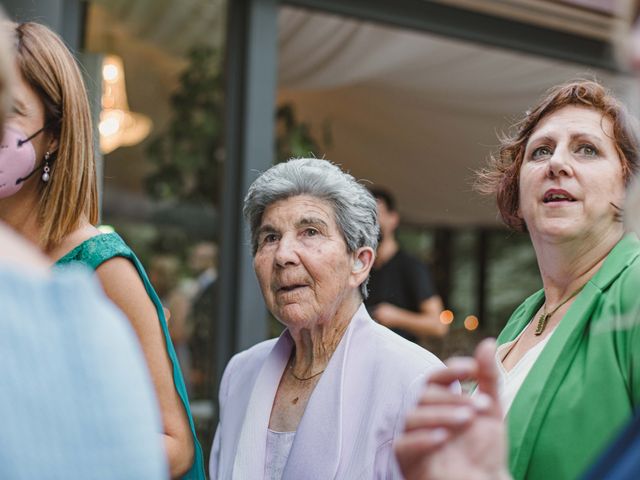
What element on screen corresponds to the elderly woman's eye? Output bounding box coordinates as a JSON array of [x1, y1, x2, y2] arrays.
[[261, 233, 278, 244], [303, 228, 319, 237], [531, 146, 552, 160], [577, 144, 598, 157]]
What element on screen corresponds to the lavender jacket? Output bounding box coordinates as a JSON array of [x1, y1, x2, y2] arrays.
[[209, 304, 445, 479]]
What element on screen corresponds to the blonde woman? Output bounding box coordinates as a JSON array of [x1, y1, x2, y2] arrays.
[[0, 22, 204, 479]]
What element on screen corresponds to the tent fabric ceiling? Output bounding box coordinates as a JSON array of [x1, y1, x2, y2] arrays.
[[277, 6, 637, 227], [90, 0, 226, 56], [433, 0, 622, 41]]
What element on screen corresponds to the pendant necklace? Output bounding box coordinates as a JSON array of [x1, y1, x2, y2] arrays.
[[534, 284, 586, 336]]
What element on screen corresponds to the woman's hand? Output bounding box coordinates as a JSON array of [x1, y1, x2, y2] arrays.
[[394, 339, 511, 480]]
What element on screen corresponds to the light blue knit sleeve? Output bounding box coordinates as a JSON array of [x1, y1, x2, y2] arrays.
[[0, 265, 168, 480]]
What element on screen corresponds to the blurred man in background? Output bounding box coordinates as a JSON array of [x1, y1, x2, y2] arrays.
[[366, 188, 448, 344]]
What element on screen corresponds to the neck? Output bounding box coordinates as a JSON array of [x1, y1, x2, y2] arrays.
[[0, 193, 42, 249], [0, 193, 95, 262], [530, 228, 623, 305], [288, 293, 361, 377], [375, 235, 398, 268]]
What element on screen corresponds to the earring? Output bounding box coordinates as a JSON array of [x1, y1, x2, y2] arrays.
[[42, 151, 51, 182]]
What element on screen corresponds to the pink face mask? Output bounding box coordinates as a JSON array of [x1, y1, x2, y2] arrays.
[[0, 125, 37, 199]]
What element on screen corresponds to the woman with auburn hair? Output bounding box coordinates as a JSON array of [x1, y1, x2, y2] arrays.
[[396, 79, 640, 480], [0, 21, 205, 479]]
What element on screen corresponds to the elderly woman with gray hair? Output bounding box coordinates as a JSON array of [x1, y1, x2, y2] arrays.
[[209, 158, 444, 479]]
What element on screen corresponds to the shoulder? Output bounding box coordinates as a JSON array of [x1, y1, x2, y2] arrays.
[[50, 224, 101, 257], [599, 238, 640, 312], [357, 316, 444, 376], [95, 256, 147, 297], [55, 230, 132, 270], [96, 255, 141, 282], [593, 249, 640, 336], [224, 338, 280, 379]]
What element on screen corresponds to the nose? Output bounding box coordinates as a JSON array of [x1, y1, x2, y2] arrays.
[[274, 233, 300, 267], [547, 147, 573, 178]]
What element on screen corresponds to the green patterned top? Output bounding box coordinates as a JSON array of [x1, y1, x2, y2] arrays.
[[56, 232, 206, 480]]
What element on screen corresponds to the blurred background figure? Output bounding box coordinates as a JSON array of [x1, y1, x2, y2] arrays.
[[148, 253, 194, 392], [187, 241, 219, 400], [366, 188, 448, 345], [0, 225, 170, 480]]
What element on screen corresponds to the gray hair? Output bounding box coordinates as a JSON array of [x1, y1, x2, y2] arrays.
[[243, 158, 379, 298]]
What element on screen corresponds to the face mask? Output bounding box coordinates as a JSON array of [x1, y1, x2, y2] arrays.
[[0, 125, 44, 199]]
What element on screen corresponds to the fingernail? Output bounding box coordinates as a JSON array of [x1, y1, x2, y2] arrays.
[[473, 393, 492, 412]]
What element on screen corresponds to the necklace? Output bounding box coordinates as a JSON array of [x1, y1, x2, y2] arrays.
[[288, 363, 325, 381], [534, 284, 585, 336]]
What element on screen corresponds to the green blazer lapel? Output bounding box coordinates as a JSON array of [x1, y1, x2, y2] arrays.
[[506, 234, 640, 478], [497, 291, 544, 346], [507, 281, 601, 478]]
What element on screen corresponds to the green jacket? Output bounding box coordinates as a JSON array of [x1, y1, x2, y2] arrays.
[[498, 234, 640, 480]]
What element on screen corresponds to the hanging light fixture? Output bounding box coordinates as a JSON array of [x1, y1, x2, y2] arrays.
[[99, 54, 152, 154]]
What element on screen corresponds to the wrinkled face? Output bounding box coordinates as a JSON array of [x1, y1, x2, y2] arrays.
[[518, 105, 625, 243], [253, 195, 361, 328]]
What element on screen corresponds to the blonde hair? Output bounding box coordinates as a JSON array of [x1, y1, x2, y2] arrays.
[[13, 22, 98, 249]]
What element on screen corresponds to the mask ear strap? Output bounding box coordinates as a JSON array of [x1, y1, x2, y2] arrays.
[[17, 126, 46, 147], [15, 151, 55, 185], [15, 158, 43, 184]]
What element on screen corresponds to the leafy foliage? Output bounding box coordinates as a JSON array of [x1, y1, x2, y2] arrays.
[[145, 46, 327, 204], [145, 46, 224, 205], [276, 104, 328, 162]]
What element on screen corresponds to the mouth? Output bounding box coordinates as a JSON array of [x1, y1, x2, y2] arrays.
[[543, 189, 576, 204], [277, 284, 309, 293]]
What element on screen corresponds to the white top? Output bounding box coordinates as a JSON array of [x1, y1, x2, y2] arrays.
[[264, 429, 296, 480], [495, 327, 554, 416]]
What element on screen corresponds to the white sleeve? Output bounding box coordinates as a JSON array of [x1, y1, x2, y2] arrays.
[[208, 352, 238, 479]]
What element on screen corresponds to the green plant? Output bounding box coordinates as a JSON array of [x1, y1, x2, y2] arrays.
[[145, 46, 224, 205], [145, 46, 328, 203], [276, 104, 329, 161]]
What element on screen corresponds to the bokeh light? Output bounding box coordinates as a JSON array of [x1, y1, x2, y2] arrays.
[[439, 310, 454, 325], [464, 315, 479, 331]]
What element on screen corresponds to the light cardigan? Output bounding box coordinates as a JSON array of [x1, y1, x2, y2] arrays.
[[209, 304, 445, 479], [498, 234, 640, 480]]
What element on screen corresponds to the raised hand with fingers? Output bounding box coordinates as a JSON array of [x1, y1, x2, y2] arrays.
[[394, 338, 512, 480]]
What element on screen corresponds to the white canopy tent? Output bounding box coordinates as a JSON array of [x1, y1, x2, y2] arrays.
[[277, 6, 637, 226]]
